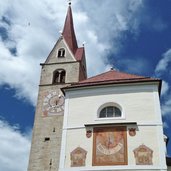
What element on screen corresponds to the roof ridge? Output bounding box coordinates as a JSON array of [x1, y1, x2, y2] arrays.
[[80, 70, 112, 82], [80, 70, 150, 83], [74, 77, 155, 85]]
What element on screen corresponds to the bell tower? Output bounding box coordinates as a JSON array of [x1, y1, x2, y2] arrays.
[[28, 3, 87, 171]]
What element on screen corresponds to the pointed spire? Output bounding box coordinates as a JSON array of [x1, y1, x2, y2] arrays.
[[62, 4, 78, 54]]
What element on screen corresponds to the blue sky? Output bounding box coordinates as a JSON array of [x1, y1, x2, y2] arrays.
[[0, 0, 171, 170]]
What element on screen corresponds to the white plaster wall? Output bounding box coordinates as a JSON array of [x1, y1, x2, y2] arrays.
[[60, 83, 167, 171], [127, 125, 160, 166], [66, 84, 161, 127], [65, 128, 93, 167], [64, 126, 161, 168]]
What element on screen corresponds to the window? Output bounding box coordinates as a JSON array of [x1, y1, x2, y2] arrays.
[[53, 71, 59, 83], [57, 48, 65, 57], [53, 69, 66, 84], [99, 106, 121, 118], [44, 137, 50, 141], [60, 70, 66, 83]]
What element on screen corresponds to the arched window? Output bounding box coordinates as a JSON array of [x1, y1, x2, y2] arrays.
[[57, 48, 65, 57], [99, 106, 121, 118], [53, 71, 59, 83], [60, 70, 66, 83], [53, 69, 66, 84]]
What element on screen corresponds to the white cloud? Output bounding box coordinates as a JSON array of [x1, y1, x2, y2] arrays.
[[161, 80, 169, 96], [152, 18, 167, 32], [75, 0, 144, 75], [155, 49, 171, 74], [0, 39, 40, 105], [118, 57, 149, 75], [163, 121, 169, 129], [0, 120, 31, 171], [155, 49, 171, 119], [161, 98, 171, 116], [0, 0, 144, 105]]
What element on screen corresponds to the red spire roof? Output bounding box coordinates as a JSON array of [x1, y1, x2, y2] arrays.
[[75, 47, 85, 61], [62, 5, 78, 54]]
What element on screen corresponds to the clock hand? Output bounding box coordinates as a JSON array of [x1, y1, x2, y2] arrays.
[[107, 136, 110, 149], [55, 99, 58, 105]]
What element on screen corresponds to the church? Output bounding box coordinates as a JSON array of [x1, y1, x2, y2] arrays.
[[28, 3, 168, 171]]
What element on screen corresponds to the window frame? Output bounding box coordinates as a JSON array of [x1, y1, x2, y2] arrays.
[[99, 106, 121, 118], [96, 102, 125, 120], [57, 48, 66, 58], [52, 69, 66, 84]]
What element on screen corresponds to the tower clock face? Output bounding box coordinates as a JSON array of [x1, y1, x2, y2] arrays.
[[42, 91, 64, 116]]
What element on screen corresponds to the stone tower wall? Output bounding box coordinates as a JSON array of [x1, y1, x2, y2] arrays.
[[28, 38, 84, 171]]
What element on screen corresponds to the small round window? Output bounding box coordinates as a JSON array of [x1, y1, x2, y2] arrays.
[[99, 106, 121, 118]]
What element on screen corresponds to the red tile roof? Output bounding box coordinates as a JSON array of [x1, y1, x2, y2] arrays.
[[80, 70, 147, 83], [75, 47, 84, 61], [62, 70, 161, 93]]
